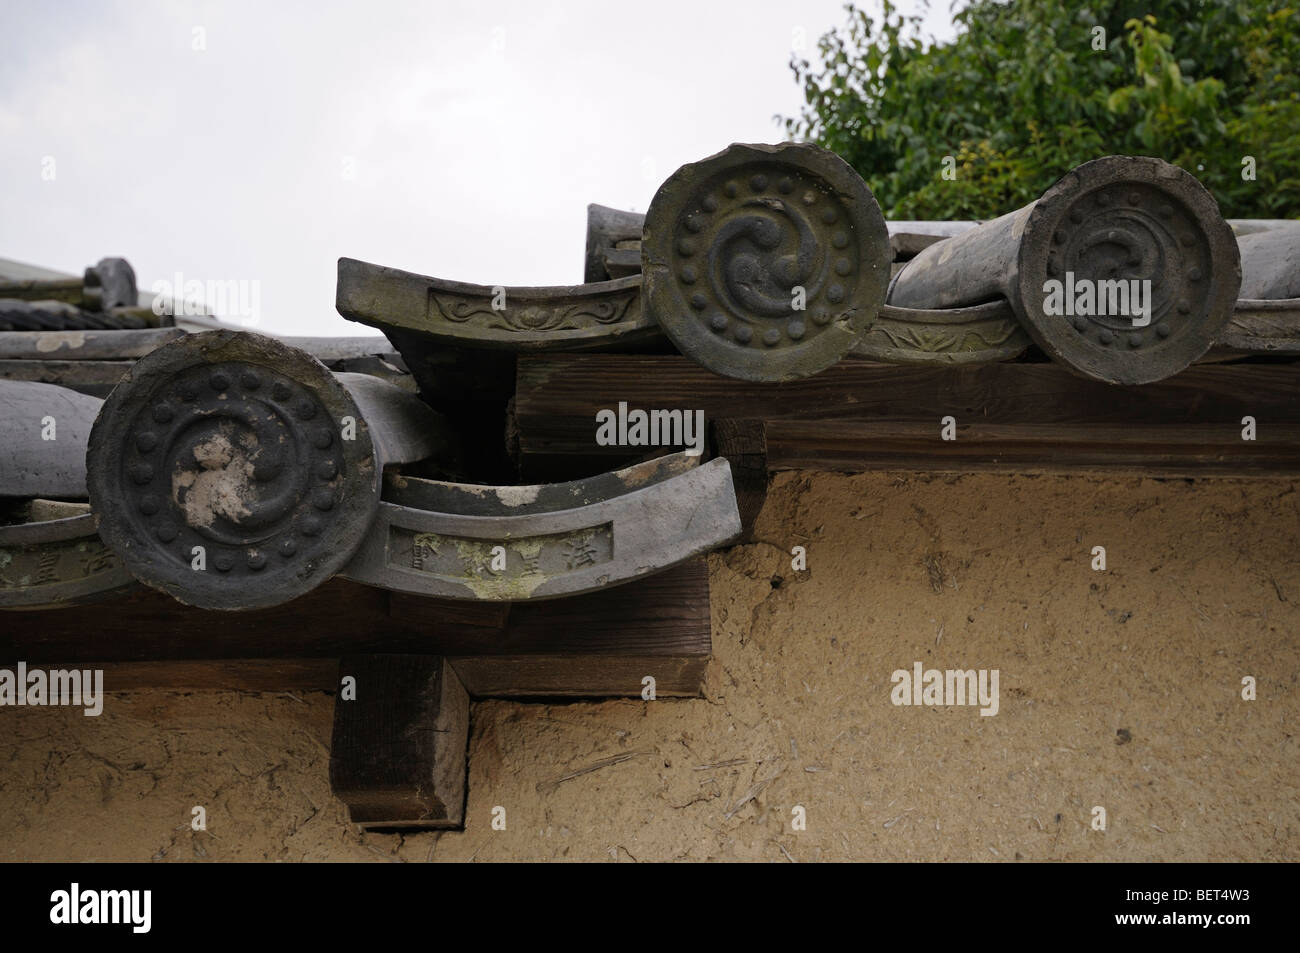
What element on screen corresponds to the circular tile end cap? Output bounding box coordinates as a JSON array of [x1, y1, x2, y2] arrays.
[[1014, 155, 1241, 385], [87, 330, 379, 610], [643, 142, 890, 382]]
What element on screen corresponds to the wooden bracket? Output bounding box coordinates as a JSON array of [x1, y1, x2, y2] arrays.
[[329, 654, 469, 829]]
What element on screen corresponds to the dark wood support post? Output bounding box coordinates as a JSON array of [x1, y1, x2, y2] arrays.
[[329, 654, 470, 829]]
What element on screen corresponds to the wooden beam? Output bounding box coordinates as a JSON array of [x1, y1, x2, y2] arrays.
[[0, 563, 712, 696], [514, 354, 1300, 477], [97, 659, 338, 692], [709, 419, 768, 540], [450, 654, 704, 699], [764, 419, 1300, 475], [329, 655, 469, 829], [394, 561, 712, 697]]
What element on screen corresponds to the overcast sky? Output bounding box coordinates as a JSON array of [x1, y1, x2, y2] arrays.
[[1, 0, 958, 336]]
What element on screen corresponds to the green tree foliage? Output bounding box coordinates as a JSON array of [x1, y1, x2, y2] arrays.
[[782, 1, 1300, 218]]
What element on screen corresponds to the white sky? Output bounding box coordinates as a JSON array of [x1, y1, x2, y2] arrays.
[[1, 0, 958, 336]]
